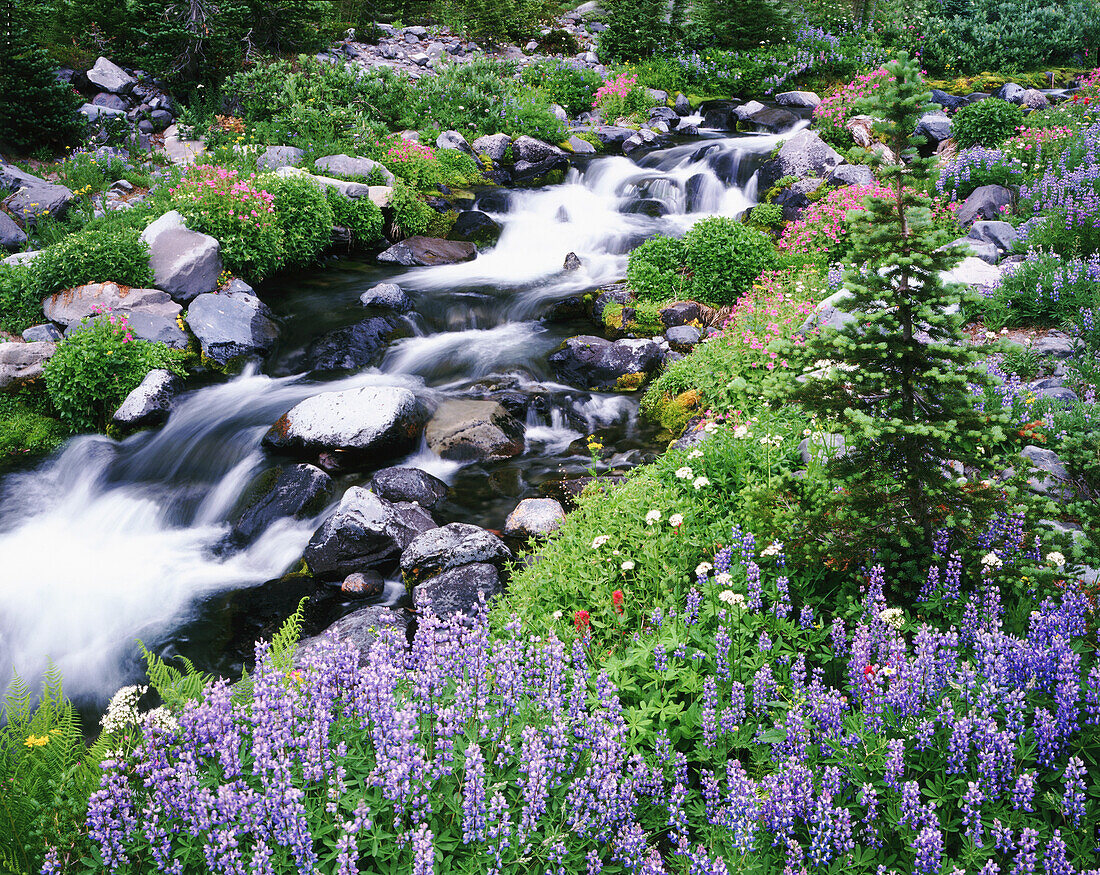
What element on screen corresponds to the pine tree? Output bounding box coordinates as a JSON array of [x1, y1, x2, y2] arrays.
[[787, 54, 1007, 559]]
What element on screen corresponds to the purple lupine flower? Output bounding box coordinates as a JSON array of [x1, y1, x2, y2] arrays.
[[798, 605, 814, 629], [685, 588, 701, 625], [702, 677, 719, 746], [1062, 756, 1087, 826], [993, 819, 1013, 853], [746, 561, 763, 612], [1012, 827, 1039, 875], [1011, 771, 1036, 812], [410, 823, 435, 875], [883, 738, 905, 791], [961, 781, 984, 847], [912, 824, 943, 875], [1043, 831, 1074, 875], [830, 617, 847, 657], [461, 742, 487, 843]]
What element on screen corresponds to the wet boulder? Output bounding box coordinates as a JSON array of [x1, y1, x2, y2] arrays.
[[512, 136, 562, 163], [185, 291, 278, 366], [43, 283, 181, 329], [414, 563, 502, 616], [448, 210, 501, 248], [0, 341, 56, 390], [511, 154, 569, 186], [593, 126, 633, 150], [548, 335, 662, 391], [141, 211, 222, 303], [674, 93, 691, 115], [341, 570, 385, 597], [111, 369, 183, 430], [369, 466, 449, 510], [377, 236, 477, 267], [746, 106, 799, 134], [957, 185, 1015, 226], [303, 486, 431, 578], [665, 324, 701, 352], [776, 90, 821, 108], [359, 282, 413, 312], [698, 99, 738, 130], [425, 399, 525, 462], [400, 522, 512, 584], [264, 386, 428, 460], [302, 316, 397, 373], [296, 605, 410, 667], [756, 129, 844, 192], [503, 498, 566, 540], [231, 463, 333, 543]]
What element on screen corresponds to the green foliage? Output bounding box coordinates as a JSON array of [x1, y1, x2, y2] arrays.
[[626, 235, 688, 301], [30, 226, 153, 298], [682, 217, 778, 307], [747, 202, 784, 230], [138, 643, 212, 712], [0, 0, 83, 153], [263, 173, 334, 268], [951, 97, 1025, 148], [686, 0, 793, 51], [979, 251, 1100, 328], [598, 0, 671, 62], [42, 315, 186, 433], [389, 178, 454, 238], [0, 265, 43, 336], [440, 0, 550, 42], [0, 392, 68, 469], [919, 0, 1100, 76], [0, 667, 102, 875], [324, 188, 383, 247], [520, 60, 603, 117]]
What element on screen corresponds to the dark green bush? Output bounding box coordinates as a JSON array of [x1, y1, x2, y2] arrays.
[[951, 99, 1025, 148], [264, 173, 335, 268], [441, 0, 551, 43], [626, 235, 688, 301], [683, 216, 777, 306], [685, 0, 792, 51], [598, 0, 671, 62], [30, 227, 153, 298], [389, 179, 454, 238], [0, 392, 68, 468], [520, 60, 603, 117], [0, 265, 43, 336], [325, 189, 384, 246]]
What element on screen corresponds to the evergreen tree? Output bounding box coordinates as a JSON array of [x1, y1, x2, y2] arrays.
[[687, 0, 791, 50], [598, 0, 670, 61], [786, 54, 1007, 560]]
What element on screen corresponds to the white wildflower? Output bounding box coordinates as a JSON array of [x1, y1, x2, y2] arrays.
[[761, 540, 784, 557], [669, 513, 684, 527], [687, 449, 704, 459], [981, 552, 1003, 569], [703, 422, 719, 434], [718, 589, 737, 604], [693, 476, 710, 489], [621, 560, 636, 571], [733, 424, 750, 439], [878, 607, 905, 630], [100, 684, 148, 735], [695, 562, 712, 577], [645, 509, 661, 525], [1046, 551, 1066, 568], [675, 466, 693, 480], [591, 535, 610, 549], [714, 572, 732, 586]]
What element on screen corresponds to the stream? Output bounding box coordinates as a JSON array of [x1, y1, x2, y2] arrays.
[[0, 127, 794, 705]]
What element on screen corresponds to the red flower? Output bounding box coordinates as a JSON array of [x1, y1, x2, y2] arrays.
[[574, 610, 591, 634], [864, 664, 875, 680], [612, 590, 624, 614]]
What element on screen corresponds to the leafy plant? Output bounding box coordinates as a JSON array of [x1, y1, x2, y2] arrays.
[[520, 60, 603, 117], [0, 265, 42, 336], [980, 250, 1100, 327], [325, 188, 384, 247], [599, 0, 671, 61], [389, 178, 454, 238], [264, 172, 334, 268], [626, 235, 687, 302], [0, 392, 67, 469], [30, 227, 153, 299], [951, 98, 1025, 149], [683, 216, 778, 306]]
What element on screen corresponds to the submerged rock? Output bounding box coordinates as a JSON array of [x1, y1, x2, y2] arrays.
[[111, 369, 183, 430], [369, 466, 449, 509], [377, 236, 477, 266], [232, 463, 333, 543], [425, 399, 525, 462], [302, 317, 397, 373]]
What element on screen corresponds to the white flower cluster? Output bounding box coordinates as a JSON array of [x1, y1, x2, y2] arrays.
[[100, 684, 148, 736], [761, 540, 784, 557], [878, 607, 905, 630], [1046, 551, 1066, 568], [981, 552, 1003, 570]]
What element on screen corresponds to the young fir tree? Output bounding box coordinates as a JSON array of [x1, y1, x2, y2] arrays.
[[787, 54, 1007, 560]]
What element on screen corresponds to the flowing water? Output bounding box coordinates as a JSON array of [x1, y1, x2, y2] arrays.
[[0, 126, 795, 704]]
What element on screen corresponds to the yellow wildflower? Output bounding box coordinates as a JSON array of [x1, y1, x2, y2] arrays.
[[24, 734, 49, 748]]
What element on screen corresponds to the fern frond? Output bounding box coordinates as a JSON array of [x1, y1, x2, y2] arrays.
[[268, 597, 310, 675], [3, 673, 32, 735], [138, 642, 212, 712]]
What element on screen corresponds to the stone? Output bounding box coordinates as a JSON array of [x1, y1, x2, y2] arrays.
[[415, 563, 502, 616], [185, 292, 278, 366], [21, 324, 62, 343], [957, 185, 1014, 226], [43, 282, 181, 328], [915, 112, 952, 144], [436, 130, 474, 155], [548, 335, 662, 391], [503, 498, 565, 540], [746, 106, 800, 133], [448, 210, 501, 248], [674, 93, 691, 115], [111, 368, 182, 429], [1020, 445, 1072, 497], [91, 92, 129, 111], [257, 145, 306, 172], [563, 252, 582, 271], [149, 109, 173, 131], [797, 433, 848, 465], [425, 399, 525, 462], [592, 286, 632, 320], [796, 289, 856, 336], [341, 570, 384, 597], [827, 164, 876, 187], [140, 211, 222, 303], [511, 154, 569, 185], [846, 115, 876, 148], [377, 236, 477, 267], [1032, 332, 1078, 359], [2, 250, 41, 267], [592, 126, 633, 150], [369, 466, 449, 509], [296, 605, 410, 667], [940, 256, 1003, 290], [775, 90, 821, 108], [264, 386, 427, 460], [1037, 387, 1079, 404], [649, 106, 680, 127], [930, 89, 969, 112], [1020, 89, 1048, 110], [550, 103, 568, 122], [756, 129, 845, 192], [665, 324, 701, 351], [472, 133, 512, 162], [4, 181, 74, 226], [359, 282, 413, 312], [123, 309, 190, 349], [512, 136, 563, 163], [273, 165, 379, 201], [566, 134, 596, 154], [303, 486, 430, 578], [772, 177, 824, 221], [0, 211, 27, 250], [992, 83, 1025, 103], [302, 317, 397, 372], [967, 220, 1018, 253], [658, 301, 702, 327], [313, 154, 396, 185], [949, 237, 999, 264], [0, 341, 56, 389], [86, 57, 136, 94], [400, 522, 512, 584], [231, 463, 333, 542], [622, 129, 659, 155]]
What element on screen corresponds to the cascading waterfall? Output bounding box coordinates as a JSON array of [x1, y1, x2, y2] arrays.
[[0, 128, 790, 703]]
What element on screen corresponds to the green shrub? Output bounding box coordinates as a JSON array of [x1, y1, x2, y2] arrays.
[[0, 265, 42, 336], [683, 216, 777, 306], [979, 251, 1100, 328], [0, 392, 67, 467], [43, 315, 185, 433], [30, 227, 153, 298], [747, 202, 783, 230], [626, 235, 688, 301], [951, 98, 1025, 148], [685, 0, 792, 51], [263, 173, 334, 268], [520, 60, 603, 117], [599, 0, 671, 61], [325, 189, 384, 246], [389, 179, 454, 238], [440, 0, 550, 42]]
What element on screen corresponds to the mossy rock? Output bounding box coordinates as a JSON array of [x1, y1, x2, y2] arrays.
[[614, 371, 647, 392]]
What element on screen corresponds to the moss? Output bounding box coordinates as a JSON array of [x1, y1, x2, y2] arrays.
[[614, 371, 647, 392], [0, 393, 68, 470]]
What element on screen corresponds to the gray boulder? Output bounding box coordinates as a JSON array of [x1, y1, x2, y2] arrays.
[[827, 164, 876, 187], [930, 89, 969, 112], [302, 316, 396, 372], [140, 211, 222, 303], [263, 385, 428, 459], [512, 136, 562, 163], [949, 237, 999, 264], [567, 135, 597, 154], [297, 606, 410, 667], [674, 93, 691, 115], [915, 112, 952, 144], [257, 146, 305, 172], [940, 256, 1003, 290], [231, 463, 333, 542], [622, 129, 660, 155], [746, 106, 800, 133], [425, 399, 525, 462], [86, 57, 136, 94], [415, 563, 502, 616], [400, 522, 512, 583], [548, 335, 662, 391], [957, 185, 1014, 226], [91, 92, 128, 110], [185, 292, 278, 366], [123, 309, 190, 349], [359, 282, 413, 312], [772, 177, 824, 221], [111, 369, 182, 429], [21, 324, 62, 343], [593, 126, 634, 150], [78, 103, 126, 123], [776, 90, 821, 108], [472, 133, 512, 162], [314, 154, 396, 186], [1020, 89, 1048, 110], [4, 180, 73, 226], [731, 100, 766, 121], [449, 210, 501, 248], [370, 466, 449, 509], [757, 129, 844, 192], [967, 220, 1018, 254], [341, 571, 384, 597], [43, 282, 181, 328], [436, 130, 474, 155], [503, 498, 565, 540], [1020, 445, 1073, 498], [658, 301, 703, 327], [665, 324, 701, 352], [797, 433, 848, 465], [0, 211, 27, 250], [304, 486, 432, 578], [1032, 332, 1078, 359], [377, 236, 477, 267], [992, 83, 1025, 103], [0, 341, 56, 389], [0, 164, 44, 193]]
